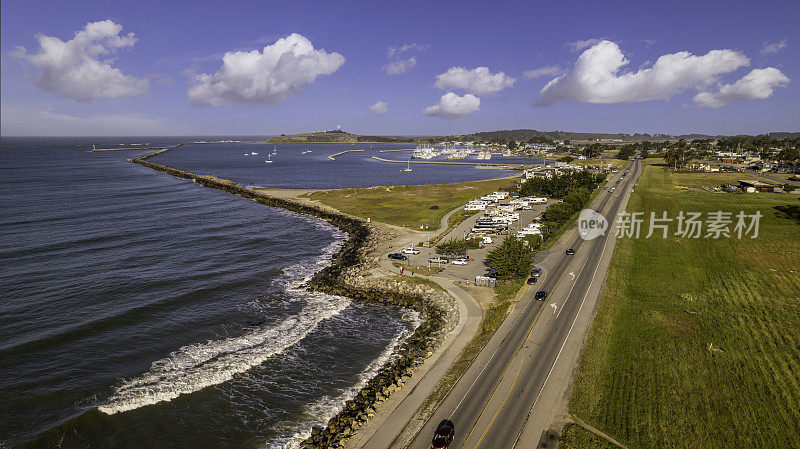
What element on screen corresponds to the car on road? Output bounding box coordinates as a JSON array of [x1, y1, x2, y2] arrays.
[[452, 258, 468, 265], [402, 247, 420, 255], [531, 267, 542, 278], [535, 290, 547, 300], [526, 276, 538, 285], [609, 187, 616, 192], [430, 419, 455, 448], [566, 248, 575, 255], [429, 257, 449, 264], [388, 253, 408, 260]]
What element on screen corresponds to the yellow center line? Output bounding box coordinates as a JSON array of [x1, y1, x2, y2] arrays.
[[457, 256, 572, 448], [473, 358, 525, 448]]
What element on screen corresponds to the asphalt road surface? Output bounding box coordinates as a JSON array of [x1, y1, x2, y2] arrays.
[[405, 158, 641, 449]]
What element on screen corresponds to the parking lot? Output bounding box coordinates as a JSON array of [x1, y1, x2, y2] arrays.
[[386, 199, 555, 284]]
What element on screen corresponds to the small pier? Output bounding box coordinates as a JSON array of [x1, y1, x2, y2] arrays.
[[328, 149, 365, 160]]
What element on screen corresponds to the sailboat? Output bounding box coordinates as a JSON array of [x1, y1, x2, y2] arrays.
[[404, 159, 412, 172], [265, 154, 274, 164], [272, 145, 278, 155]]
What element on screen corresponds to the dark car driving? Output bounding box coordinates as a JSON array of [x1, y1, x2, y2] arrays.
[[431, 419, 455, 448], [526, 276, 538, 285], [535, 290, 547, 300], [565, 248, 575, 255], [388, 253, 408, 260]]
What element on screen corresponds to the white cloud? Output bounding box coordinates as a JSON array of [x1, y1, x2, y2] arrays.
[[188, 33, 344, 106], [370, 100, 389, 115], [568, 38, 603, 52], [693, 68, 790, 108], [384, 57, 417, 75], [761, 38, 787, 55], [523, 65, 562, 79], [433, 66, 515, 96], [387, 43, 427, 58], [538, 40, 750, 106], [13, 20, 148, 102], [422, 92, 480, 120], [1, 103, 187, 136], [383, 43, 426, 75]]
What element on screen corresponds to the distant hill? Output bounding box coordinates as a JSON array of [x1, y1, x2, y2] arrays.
[[463, 129, 800, 142], [267, 130, 415, 144], [267, 129, 800, 144]]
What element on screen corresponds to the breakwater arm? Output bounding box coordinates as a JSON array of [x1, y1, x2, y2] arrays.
[[92, 144, 183, 152], [328, 149, 365, 160]]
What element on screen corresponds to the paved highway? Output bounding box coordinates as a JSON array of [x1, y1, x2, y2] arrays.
[[404, 158, 641, 449]]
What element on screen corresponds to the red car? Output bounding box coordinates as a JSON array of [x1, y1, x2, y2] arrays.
[[431, 419, 455, 448]]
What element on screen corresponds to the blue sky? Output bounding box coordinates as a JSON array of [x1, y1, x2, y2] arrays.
[[1, 0, 798, 136]]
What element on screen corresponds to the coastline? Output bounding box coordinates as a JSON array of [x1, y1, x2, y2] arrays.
[[130, 149, 459, 448]]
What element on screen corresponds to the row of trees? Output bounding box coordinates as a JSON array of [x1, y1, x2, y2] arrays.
[[435, 237, 480, 256], [520, 171, 606, 198], [488, 172, 605, 279]]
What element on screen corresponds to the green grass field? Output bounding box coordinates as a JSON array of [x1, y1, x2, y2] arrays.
[[568, 160, 800, 448], [559, 423, 619, 449], [304, 177, 517, 229]]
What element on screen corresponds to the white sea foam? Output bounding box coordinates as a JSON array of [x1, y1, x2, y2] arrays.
[[272, 311, 421, 449], [98, 227, 348, 415]]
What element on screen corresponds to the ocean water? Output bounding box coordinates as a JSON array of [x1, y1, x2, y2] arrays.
[[0, 138, 417, 448], [150, 142, 540, 188]]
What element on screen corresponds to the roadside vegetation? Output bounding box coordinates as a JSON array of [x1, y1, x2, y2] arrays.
[[486, 237, 533, 279], [304, 177, 517, 229], [520, 170, 605, 198], [435, 237, 480, 256], [519, 171, 607, 250], [568, 159, 800, 448]]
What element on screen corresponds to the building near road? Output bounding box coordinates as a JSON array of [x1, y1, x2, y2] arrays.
[[738, 179, 776, 193]]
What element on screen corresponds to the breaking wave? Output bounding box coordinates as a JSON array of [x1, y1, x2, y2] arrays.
[[99, 225, 348, 415], [271, 311, 421, 449]]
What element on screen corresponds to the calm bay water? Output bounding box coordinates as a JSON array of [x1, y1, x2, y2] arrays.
[[0, 137, 526, 448], [151, 142, 537, 188]]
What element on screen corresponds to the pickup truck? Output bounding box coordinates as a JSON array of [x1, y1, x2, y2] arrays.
[[429, 257, 449, 264], [401, 247, 420, 255]]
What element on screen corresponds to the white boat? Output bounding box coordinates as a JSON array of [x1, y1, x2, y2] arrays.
[[404, 159, 412, 172], [412, 145, 438, 159], [265, 154, 273, 164], [250, 152, 258, 155]]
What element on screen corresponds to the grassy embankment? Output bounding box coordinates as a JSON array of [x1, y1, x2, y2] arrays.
[[563, 160, 800, 448], [304, 177, 518, 230]]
